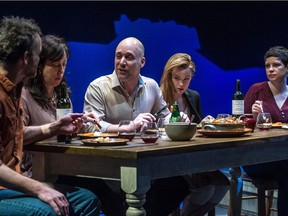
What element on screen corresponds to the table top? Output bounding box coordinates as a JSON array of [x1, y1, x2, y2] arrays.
[[25, 129, 288, 159], [27, 128, 288, 188]]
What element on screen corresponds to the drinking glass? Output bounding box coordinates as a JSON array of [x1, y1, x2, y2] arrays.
[[240, 113, 256, 132], [256, 113, 272, 131], [156, 117, 167, 138], [140, 122, 159, 143], [217, 114, 230, 119], [118, 120, 136, 141]]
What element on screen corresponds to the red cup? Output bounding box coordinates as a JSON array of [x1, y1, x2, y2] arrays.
[[240, 114, 256, 132]]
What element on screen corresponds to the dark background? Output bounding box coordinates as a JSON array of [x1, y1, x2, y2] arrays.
[[2, 1, 287, 69], [1, 1, 287, 116]]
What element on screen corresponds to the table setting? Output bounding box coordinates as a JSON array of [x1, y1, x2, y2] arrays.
[[72, 111, 288, 149], [25, 111, 288, 216]]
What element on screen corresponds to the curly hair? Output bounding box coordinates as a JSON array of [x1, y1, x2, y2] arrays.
[[0, 16, 42, 65], [24, 35, 70, 110], [160, 53, 196, 106]]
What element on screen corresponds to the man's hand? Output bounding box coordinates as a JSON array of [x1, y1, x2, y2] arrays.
[[82, 112, 101, 129], [133, 113, 156, 130], [36, 183, 69, 216]]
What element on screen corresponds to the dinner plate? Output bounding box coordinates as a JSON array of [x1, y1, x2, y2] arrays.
[[77, 132, 119, 139], [197, 128, 252, 138], [81, 138, 129, 146], [271, 123, 287, 129], [271, 125, 282, 129]]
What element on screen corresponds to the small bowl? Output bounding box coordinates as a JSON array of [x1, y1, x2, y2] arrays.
[[164, 122, 197, 141]]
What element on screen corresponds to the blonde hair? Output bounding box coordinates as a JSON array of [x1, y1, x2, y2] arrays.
[[160, 53, 196, 105]]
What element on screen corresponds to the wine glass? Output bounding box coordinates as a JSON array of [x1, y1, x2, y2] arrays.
[[140, 122, 159, 143], [118, 120, 136, 141], [216, 114, 230, 124], [256, 113, 272, 131], [156, 117, 167, 138], [217, 114, 230, 119]]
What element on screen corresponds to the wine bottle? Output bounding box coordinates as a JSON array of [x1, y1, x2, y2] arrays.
[[169, 101, 181, 123], [56, 81, 72, 143], [232, 79, 244, 118]]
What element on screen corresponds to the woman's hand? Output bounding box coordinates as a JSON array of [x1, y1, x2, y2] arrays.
[[164, 112, 190, 123], [180, 112, 190, 123], [252, 100, 263, 119]]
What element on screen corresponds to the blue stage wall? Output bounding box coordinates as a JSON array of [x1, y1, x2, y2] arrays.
[[66, 15, 267, 118], [0, 2, 281, 118]]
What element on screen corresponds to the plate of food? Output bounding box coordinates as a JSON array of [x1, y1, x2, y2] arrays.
[[81, 137, 129, 146], [271, 122, 283, 128], [197, 128, 252, 138], [77, 132, 119, 139], [201, 115, 245, 131]]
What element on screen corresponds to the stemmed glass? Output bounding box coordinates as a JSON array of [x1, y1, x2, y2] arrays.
[[140, 122, 159, 143], [256, 113, 272, 131], [217, 114, 230, 119], [118, 120, 136, 141]]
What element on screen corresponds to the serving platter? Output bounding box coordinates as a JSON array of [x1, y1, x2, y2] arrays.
[[197, 128, 252, 138], [201, 122, 245, 131], [77, 132, 118, 139], [81, 138, 129, 146]]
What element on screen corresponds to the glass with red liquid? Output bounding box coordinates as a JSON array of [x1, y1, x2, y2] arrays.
[[256, 112, 272, 131], [118, 120, 136, 141], [140, 122, 159, 144], [239, 113, 256, 132]]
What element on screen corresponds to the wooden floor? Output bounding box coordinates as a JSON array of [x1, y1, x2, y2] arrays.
[[100, 205, 230, 216]]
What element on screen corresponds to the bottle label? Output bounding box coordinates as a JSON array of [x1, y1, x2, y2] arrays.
[[56, 108, 72, 120], [232, 100, 244, 115]]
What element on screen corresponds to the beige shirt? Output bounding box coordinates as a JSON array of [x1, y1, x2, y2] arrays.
[[84, 71, 170, 132]]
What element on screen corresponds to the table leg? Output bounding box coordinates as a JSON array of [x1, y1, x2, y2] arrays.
[[31, 152, 58, 182], [121, 167, 151, 216], [229, 167, 243, 216]]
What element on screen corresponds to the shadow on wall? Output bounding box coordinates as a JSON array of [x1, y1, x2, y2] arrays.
[[66, 15, 266, 117]]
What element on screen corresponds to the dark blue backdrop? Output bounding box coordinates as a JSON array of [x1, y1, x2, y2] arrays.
[[0, 1, 284, 118], [66, 15, 266, 117]]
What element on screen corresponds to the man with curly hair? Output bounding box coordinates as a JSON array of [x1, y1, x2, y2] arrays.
[[0, 16, 100, 216]]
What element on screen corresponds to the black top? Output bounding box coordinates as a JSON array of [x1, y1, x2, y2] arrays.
[[184, 89, 202, 124]]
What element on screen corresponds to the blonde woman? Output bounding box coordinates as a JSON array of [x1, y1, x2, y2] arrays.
[[161, 53, 229, 216]]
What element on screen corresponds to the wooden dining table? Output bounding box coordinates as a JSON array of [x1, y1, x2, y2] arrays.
[[25, 129, 288, 216]]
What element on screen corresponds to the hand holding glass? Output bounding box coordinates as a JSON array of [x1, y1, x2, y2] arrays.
[[118, 120, 136, 141], [140, 122, 159, 143], [256, 112, 272, 130]]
